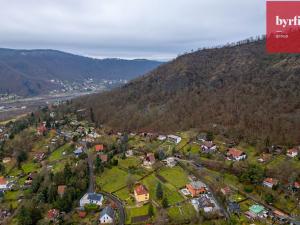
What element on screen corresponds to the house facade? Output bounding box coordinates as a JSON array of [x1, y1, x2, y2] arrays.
[[167, 135, 182, 144], [79, 193, 103, 207], [99, 206, 115, 224], [134, 184, 149, 203], [263, 178, 279, 189], [186, 181, 207, 197]]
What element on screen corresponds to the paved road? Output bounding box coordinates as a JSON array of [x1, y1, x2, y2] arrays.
[[86, 152, 126, 225]]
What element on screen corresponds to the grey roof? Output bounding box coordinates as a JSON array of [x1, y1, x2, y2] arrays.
[[190, 181, 205, 189], [74, 148, 83, 154], [100, 206, 114, 219], [87, 193, 102, 202]]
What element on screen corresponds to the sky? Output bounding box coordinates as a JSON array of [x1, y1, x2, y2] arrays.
[[0, 0, 265, 61]]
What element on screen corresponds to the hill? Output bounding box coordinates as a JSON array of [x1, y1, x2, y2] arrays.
[[0, 48, 162, 96], [74, 38, 300, 144]]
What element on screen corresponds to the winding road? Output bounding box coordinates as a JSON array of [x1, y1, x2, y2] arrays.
[[87, 151, 126, 225]]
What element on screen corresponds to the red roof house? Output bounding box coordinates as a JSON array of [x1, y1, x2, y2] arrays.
[[47, 209, 59, 220], [95, 144, 104, 152]]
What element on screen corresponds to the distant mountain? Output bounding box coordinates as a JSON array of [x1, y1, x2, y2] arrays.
[[75, 38, 300, 144], [0, 48, 162, 96]]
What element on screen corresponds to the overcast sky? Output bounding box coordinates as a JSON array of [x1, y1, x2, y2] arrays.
[[0, 0, 265, 60]]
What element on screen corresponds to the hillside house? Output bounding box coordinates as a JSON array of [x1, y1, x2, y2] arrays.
[[201, 141, 217, 153], [165, 157, 177, 167], [167, 135, 182, 144], [157, 135, 167, 141], [99, 206, 115, 224], [47, 209, 59, 221], [125, 150, 134, 157], [263, 178, 279, 189], [79, 193, 103, 207], [134, 184, 149, 203], [220, 186, 232, 196], [99, 154, 108, 163], [287, 148, 298, 158], [0, 177, 8, 190], [143, 153, 155, 168], [186, 181, 207, 197], [2, 157, 11, 164], [257, 153, 272, 163], [34, 152, 46, 162], [191, 195, 216, 212], [37, 123, 47, 135], [57, 185, 67, 198], [247, 204, 267, 219], [226, 148, 246, 161], [74, 147, 84, 157], [95, 144, 104, 153]]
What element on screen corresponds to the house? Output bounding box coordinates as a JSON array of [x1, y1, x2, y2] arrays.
[[34, 152, 46, 162], [228, 201, 241, 215], [257, 153, 272, 163], [186, 181, 207, 197], [201, 141, 217, 153], [95, 144, 104, 152], [80, 193, 103, 207], [263, 178, 279, 188], [143, 153, 155, 167], [57, 185, 67, 197], [47, 209, 59, 220], [125, 150, 134, 157], [99, 154, 108, 163], [226, 148, 246, 161], [248, 204, 267, 218], [134, 184, 149, 203], [74, 147, 83, 157], [191, 195, 216, 212], [24, 173, 36, 186], [165, 157, 177, 167], [157, 135, 167, 141], [220, 186, 232, 196], [37, 123, 47, 135], [0, 177, 9, 190], [287, 148, 298, 158], [2, 157, 11, 164], [167, 135, 182, 144], [99, 206, 115, 224]]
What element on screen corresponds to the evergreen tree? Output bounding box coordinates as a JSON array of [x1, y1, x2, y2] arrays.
[[162, 197, 169, 208], [156, 182, 163, 200], [148, 203, 154, 217]]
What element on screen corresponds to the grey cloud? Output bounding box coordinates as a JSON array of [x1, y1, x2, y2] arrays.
[[0, 0, 265, 60]]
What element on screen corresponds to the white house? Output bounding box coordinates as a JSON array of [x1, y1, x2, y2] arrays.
[[287, 148, 298, 158], [165, 157, 177, 167], [0, 177, 8, 190], [79, 193, 103, 207], [99, 206, 115, 224], [263, 178, 279, 189], [201, 141, 217, 153], [167, 135, 182, 144], [157, 135, 167, 141]]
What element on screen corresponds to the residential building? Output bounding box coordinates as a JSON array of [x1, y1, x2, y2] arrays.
[[226, 148, 246, 161], [287, 148, 298, 158], [191, 195, 216, 212], [79, 193, 103, 207], [248, 204, 267, 218], [134, 184, 149, 203], [157, 135, 167, 141], [143, 153, 155, 167], [186, 181, 207, 197], [95, 144, 104, 152], [99, 206, 115, 224], [0, 177, 9, 190], [165, 157, 177, 167], [263, 178, 279, 188], [167, 135, 182, 144], [47, 209, 59, 220], [74, 147, 83, 157], [99, 154, 108, 163], [57, 185, 67, 198], [201, 141, 217, 153], [2, 157, 11, 164]]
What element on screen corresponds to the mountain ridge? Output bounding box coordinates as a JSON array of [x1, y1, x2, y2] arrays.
[[74, 38, 300, 144], [0, 48, 163, 96]]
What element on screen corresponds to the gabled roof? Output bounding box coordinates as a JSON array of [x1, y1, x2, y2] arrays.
[[0, 177, 7, 185], [95, 144, 104, 152], [264, 178, 279, 185], [249, 204, 265, 214], [100, 206, 115, 219], [87, 193, 102, 202], [188, 181, 205, 190], [227, 148, 244, 157], [134, 184, 149, 195]]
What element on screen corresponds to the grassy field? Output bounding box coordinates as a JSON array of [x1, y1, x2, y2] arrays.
[[118, 157, 141, 169], [96, 167, 141, 192], [168, 203, 196, 221], [158, 166, 189, 189], [21, 162, 39, 173], [126, 204, 150, 224], [48, 143, 72, 162], [142, 174, 184, 206]]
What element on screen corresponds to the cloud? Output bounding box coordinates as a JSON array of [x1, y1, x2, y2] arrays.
[[0, 0, 265, 60]]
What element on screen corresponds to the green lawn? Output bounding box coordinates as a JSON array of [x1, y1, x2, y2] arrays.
[[48, 144, 72, 162], [168, 203, 196, 221], [96, 167, 141, 192], [21, 162, 39, 173], [158, 166, 189, 189], [118, 157, 141, 169], [142, 174, 184, 206]]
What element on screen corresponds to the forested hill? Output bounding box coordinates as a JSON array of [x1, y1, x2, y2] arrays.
[[74, 39, 300, 144], [0, 48, 162, 96]]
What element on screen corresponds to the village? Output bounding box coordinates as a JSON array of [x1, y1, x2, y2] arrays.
[[0, 106, 299, 225]]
